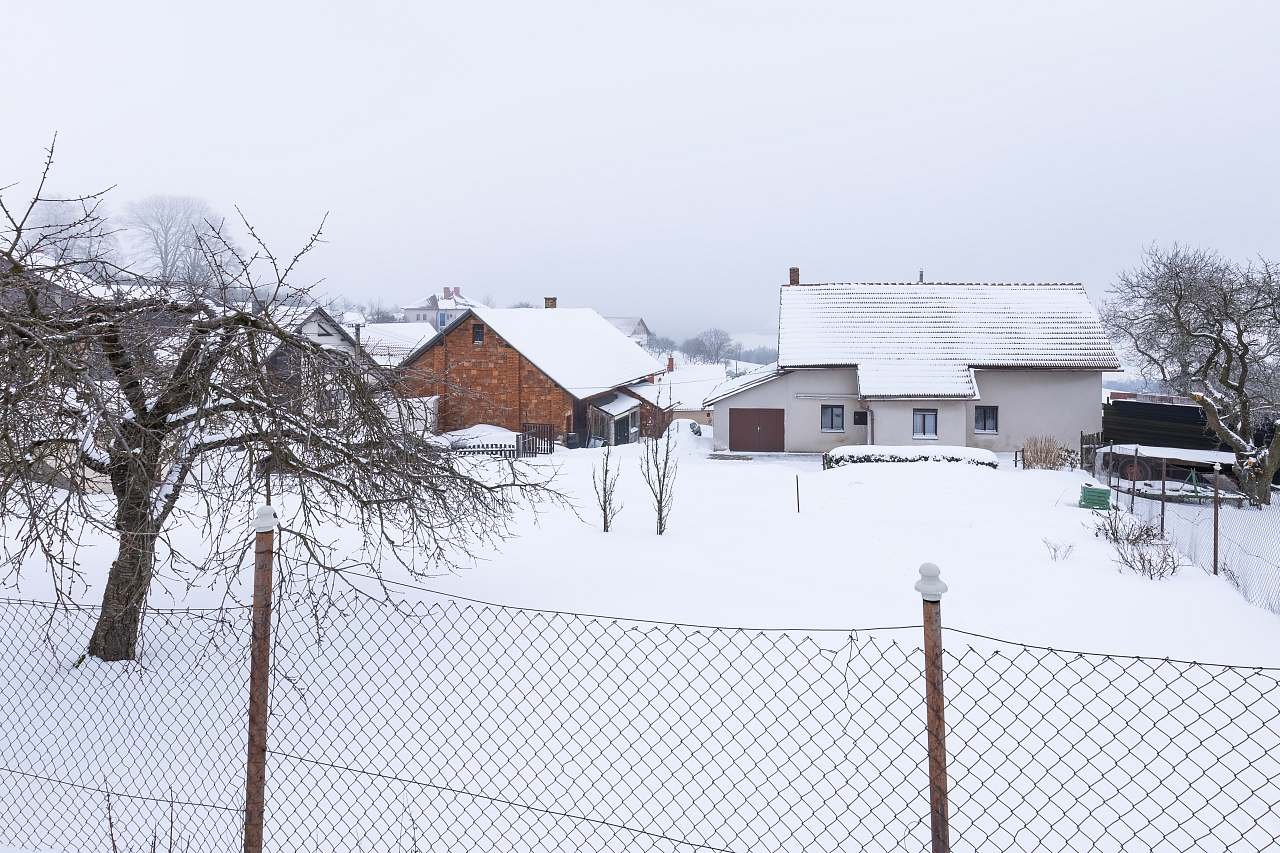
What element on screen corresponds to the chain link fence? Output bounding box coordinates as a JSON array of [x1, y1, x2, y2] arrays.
[[1, 591, 1278, 852], [1096, 448, 1280, 614]]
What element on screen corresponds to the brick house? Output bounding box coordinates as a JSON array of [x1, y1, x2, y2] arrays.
[[398, 299, 672, 446]]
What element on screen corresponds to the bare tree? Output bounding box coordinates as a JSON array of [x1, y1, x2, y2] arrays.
[[639, 405, 678, 535], [680, 328, 733, 363], [1103, 245, 1280, 504], [1, 142, 559, 661], [121, 195, 221, 289], [592, 441, 623, 532]]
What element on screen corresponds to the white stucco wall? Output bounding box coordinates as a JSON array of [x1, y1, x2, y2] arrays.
[[710, 369, 865, 452], [713, 367, 1105, 453], [866, 399, 969, 446], [965, 369, 1103, 452]]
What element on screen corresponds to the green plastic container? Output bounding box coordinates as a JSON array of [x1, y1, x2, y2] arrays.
[[1079, 484, 1111, 510]]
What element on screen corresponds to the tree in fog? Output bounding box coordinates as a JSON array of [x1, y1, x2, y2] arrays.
[[680, 328, 733, 363], [122, 195, 220, 289], [0, 143, 559, 661], [1103, 244, 1280, 504]]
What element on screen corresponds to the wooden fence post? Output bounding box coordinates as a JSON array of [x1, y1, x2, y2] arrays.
[[916, 563, 950, 853], [244, 505, 277, 853], [1130, 445, 1139, 513], [1160, 458, 1167, 536]]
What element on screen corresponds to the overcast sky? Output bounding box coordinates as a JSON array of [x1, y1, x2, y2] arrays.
[[6, 1, 1279, 339]]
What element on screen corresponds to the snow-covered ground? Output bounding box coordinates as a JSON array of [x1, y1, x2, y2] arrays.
[[10, 423, 1278, 666], [4, 425, 1279, 853]]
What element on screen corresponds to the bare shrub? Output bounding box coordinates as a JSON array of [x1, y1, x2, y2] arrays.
[[1022, 435, 1065, 469], [592, 442, 623, 532], [1114, 540, 1181, 579], [1092, 507, 1161, 546], [1042, 539, 1075, 562]]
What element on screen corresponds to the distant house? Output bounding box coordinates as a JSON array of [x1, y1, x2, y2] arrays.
[[351, 322, 439, 368], [704, 269, 1120, 453], [258, 304, 374, 390], [605, 316, 653, 345], [398, 301, 670, 446], [401, 287, 478, 329]]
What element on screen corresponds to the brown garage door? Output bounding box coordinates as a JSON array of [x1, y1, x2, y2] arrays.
[[728, 408, 785, 452]]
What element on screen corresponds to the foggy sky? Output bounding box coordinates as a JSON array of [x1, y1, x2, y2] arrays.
[[6, 1, 1279, 339]]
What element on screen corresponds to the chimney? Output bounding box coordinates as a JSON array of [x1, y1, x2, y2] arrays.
[[544, 296, 557, 309], [918, 269, 924, 283], [789, 266, 800, 286], [666, 354, 675, 373], [442, 286, 452, 299]]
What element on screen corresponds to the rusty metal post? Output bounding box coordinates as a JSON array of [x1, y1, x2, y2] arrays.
[[1130, 445, 1139, 513], [244, 505, 277, 853], [1160, 458, 1167, 536], [916, 563, 950, 853], [1212, 464, 1220, 576]]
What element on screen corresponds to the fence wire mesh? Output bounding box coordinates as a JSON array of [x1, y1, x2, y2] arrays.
[[1096, 451, 1280, 614], [1, 593, 1278, 852]]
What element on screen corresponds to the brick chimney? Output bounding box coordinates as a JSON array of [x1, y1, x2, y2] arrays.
[[544, 296, 557, 309], [666, 354, 675, 373], [442, 286, 453, 299], [789, 267, 800, 286]]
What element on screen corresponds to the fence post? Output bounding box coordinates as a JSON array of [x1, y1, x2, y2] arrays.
[[1212, 463, 1220, 576], [1160, 458, 1167, 536], [1130, 445, 1139, 513], [244, 505, 277, 853], [915, 563, 950, 853]]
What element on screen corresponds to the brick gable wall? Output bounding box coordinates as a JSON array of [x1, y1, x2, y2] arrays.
[[398, 317, 575, 437]]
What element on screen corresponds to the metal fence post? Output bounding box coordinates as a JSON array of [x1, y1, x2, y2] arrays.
[[1130, 445, 1139, 513], [916, 563, 950, 853], [1160, 458, 1167, 536], [244, 505, 278, 853], [1212, 463, 1220, 576]]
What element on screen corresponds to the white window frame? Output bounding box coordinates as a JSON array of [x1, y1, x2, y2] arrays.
[[912, 408, 939, 440], [820, 404, 845, 433]]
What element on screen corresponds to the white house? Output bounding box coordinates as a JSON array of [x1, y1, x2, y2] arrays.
[[401, 287, 478, 328], [604, 316, 653, 344], [704, 270, 1120, 453]]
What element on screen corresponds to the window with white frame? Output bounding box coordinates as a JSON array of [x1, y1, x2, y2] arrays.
[[912, 408, 938, 439], [974, 405, 998, 434], [820, 404, 844, 432]]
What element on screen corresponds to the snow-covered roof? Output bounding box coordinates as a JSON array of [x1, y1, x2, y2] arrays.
[[778, 282, 1120, 398], [354, 322, 439, 367], [605, 316, 650, 337], [402, 288, 478, 312], [414, 306, 663, 399], [624, 381, 678, 410], [858, 362, 977, 399], [702, 362, 784, 406], [594, 393, 642, 417], [1098, 444, 1237, 467]]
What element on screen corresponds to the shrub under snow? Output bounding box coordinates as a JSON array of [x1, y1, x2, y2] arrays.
[[822, 445, 998, 470]]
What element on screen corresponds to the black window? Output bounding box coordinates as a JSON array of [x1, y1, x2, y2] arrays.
[[471, 323, 484, 345], [820, 404, 844, 432], [975, 405, 998, 433], [853, 410, 868, 426], [913, 408, 938, 438]]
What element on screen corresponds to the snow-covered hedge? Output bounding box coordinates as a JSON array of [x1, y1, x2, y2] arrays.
[[822, 444, 998, 470]]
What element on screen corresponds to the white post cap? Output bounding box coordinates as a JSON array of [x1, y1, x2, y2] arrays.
[[253, 504, 278, 533], [915, 562, 947, 601]]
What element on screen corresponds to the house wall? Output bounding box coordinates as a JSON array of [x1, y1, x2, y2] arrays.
[[712, 367, 1105, 453], [867, 399, 970, 446], [966, 369, 1103, 452], [710, 369, 864, 452], [398, 317, 575, 437]]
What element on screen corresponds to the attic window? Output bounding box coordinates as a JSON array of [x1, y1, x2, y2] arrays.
[[472, 324, 485, 345], [315, 324, 334, 337]]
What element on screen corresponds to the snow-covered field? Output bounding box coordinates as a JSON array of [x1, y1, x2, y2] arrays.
[[3, 425, 1280, 852], [9, 422, 1279, 665]]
